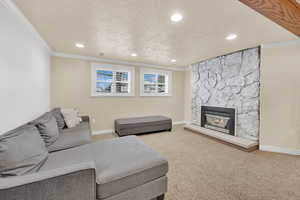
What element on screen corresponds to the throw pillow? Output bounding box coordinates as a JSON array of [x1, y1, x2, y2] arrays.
[[0, 125, 48, 176], [32, 113, 60, 146], [50, 107, 66, 129], [61, 108, 82, 128]]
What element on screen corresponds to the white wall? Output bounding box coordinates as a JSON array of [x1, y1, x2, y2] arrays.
[[51, 57, 185, 133], [0, 1, 51, 134], [260, 40, 300, 155]]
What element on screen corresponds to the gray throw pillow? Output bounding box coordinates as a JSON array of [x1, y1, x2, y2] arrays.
[[0, 125, 48, 176], [33, 113, 60, 146], [51, 108, 66, 129]]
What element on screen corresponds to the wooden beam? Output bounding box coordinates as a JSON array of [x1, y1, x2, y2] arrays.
[[239, 0, 300, 37]]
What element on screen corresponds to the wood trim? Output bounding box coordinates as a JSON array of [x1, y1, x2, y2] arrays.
[[290, 0, 300, 9], [239, 0, 300, 37]]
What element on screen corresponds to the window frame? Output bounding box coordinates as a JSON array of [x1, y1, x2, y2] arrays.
[[91, 63, 135, 97], [140, 68, 172, 97]]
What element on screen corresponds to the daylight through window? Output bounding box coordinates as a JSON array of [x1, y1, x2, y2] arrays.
[[91, 64, 135, 96], [140, 68, 172, 96]]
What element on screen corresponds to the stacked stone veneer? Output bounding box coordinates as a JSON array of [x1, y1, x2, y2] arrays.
[[191, 47, 260, 141]]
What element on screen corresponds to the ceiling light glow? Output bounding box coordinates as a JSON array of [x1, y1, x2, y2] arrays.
[[131, 53, 137, 57], [171, 13, 183, 22], [226, 34, 237, 40], [171, 59, 177, 63], [75, 43, 85, 48]]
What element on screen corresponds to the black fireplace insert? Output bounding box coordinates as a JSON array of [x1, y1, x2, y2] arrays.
[[201, 106, 235, 135]]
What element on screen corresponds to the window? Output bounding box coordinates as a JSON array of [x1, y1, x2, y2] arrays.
[[91, 64, 135, 96], [140, 68, 172, 96]]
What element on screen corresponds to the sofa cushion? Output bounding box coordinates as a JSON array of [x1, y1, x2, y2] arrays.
[[91, 136, 168, 199], [61, 108, 82, 128], [32, 113, 60, 146], [40, 143, 94, 172], [0, 125, 48, 176], [48, 121, 92, 152], [50, 108, 66, 129]]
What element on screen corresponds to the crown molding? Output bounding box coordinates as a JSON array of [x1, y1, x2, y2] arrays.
[[1, 0, 186, 71], [185, 65, 193, 71], [52, 52, 186, 71], [0, 0, 52, 53], [262, 39, 300, 48]]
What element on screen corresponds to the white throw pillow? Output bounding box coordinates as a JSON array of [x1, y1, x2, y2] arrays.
[[61, 108, 82, 128]]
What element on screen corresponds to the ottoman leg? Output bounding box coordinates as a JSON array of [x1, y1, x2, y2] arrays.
[[157, 194, 165, 200]]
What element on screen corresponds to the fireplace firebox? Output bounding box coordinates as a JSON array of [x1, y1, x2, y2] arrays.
[[201, 106, 235, 135]]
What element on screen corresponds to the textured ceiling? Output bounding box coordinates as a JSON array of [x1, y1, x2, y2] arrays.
[[13, 0, 297, 67]]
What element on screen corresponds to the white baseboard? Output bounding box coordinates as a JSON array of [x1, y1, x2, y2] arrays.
[[92, 129, 114, 136], [172, 121, 187, 125], [92, 121, 187, 135], [260, 145, 300, 156], [184, 121, 192, 125]]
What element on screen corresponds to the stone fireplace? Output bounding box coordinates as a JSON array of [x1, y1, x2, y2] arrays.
[[201, 106, 235, 135], [191, 47, 260, 141]]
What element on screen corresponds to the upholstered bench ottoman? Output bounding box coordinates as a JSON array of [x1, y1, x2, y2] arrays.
[[115, 116, 172, 136], [91, 136, 168, 200]]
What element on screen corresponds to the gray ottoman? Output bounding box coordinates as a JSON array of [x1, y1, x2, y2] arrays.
[[115, 116, 172, 136], [91, 136, 168, 200]]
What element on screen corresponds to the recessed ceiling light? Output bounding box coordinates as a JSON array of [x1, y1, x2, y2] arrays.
[[170, 13, 183, 22], [171, 59, 177, 63], [75, 43, 85, 48], [226, 34, 238, 41], [131, 53, 137, 57]]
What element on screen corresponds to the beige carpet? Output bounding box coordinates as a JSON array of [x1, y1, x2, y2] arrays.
[[93, 126, 300, 200]]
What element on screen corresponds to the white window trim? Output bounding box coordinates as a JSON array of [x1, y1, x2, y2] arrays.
[[140, 68, 172, 97], [91, 63, 135, 97]]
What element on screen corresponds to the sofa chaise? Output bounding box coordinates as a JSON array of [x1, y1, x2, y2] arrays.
[[0, 108, 168, 200]]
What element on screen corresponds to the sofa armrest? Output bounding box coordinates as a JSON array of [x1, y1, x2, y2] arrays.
[[0, 162, 96, 200], [81, 115, 90, 123]]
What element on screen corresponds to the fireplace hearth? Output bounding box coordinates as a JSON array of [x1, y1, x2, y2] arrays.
[[201, 106, 235, 136]]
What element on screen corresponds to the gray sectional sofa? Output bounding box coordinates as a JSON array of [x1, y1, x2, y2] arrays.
[[0, 108, 168, 200]]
